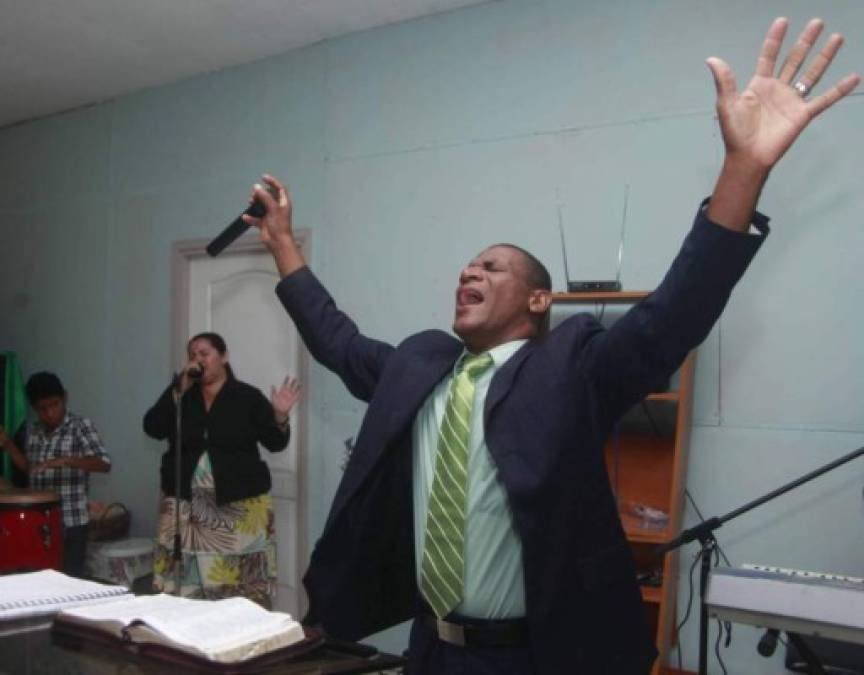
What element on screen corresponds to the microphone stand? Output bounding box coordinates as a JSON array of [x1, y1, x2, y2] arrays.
[[172, 375, 185, 597], [655, 444, 864, 675]]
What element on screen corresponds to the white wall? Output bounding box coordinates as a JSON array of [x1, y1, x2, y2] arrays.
[[1, 1, 862, 671]]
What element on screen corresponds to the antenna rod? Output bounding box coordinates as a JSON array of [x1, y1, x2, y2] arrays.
[[616, 184, 630, 285], [557, 202, 571, 289]]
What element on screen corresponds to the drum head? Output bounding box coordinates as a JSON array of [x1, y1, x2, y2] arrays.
[[98, 537, 153, 557], [0, 488, 61, 508]]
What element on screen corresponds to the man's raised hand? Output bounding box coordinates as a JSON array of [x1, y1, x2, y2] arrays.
[[707, 17, 859, 171], [243, 174, 307, 277]]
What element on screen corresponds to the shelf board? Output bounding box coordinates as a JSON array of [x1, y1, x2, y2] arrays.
[[620, 512, 672, 544], [551, 290, 651, 303], [607, 436, 675, 517], [641, 586, 663, 604], [645, 391, 679, 402]]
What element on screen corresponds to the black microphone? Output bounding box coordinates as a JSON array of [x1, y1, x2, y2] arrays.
[[206, 183, 278, 257], [757, 628, 779, 657], [187, 366, 203, 380]]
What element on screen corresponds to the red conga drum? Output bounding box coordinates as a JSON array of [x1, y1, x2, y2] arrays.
[[0, 489, 63, 573]]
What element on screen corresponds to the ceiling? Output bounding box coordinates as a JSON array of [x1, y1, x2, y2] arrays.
[[0, 0, 491, 129]]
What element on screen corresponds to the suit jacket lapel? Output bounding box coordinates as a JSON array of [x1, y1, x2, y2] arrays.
[[329, 339, 461, 522], [485, 340, 536, 426], [382, 353, 457, 439]]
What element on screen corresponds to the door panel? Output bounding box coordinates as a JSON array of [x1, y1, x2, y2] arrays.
[[186, 248, 305, 617]]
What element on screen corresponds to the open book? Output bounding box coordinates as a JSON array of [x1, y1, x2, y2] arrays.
[[53, 593, 313, 666], [0, 569, 132, 620]]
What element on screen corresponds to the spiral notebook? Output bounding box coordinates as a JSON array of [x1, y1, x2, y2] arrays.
[[0, 569, 132, 620]]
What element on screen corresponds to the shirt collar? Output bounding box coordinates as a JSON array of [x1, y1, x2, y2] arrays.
[[460, 338, 528, 374], [35, 412, 71, 436]]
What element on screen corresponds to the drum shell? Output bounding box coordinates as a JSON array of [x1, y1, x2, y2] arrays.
[[0, 490, 64, 573]]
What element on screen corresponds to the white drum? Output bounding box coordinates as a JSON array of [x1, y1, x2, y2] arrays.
[[86, 537, 153, 587]]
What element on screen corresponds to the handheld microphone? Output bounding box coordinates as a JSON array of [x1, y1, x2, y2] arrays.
[[187, 366, 203, 380], [206, 183, 279, 257]]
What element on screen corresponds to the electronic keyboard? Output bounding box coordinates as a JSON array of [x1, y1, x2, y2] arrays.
[[706, 564, 864, 645]]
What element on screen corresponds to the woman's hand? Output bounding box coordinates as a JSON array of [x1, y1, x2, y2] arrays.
[[271, 376, 301, 427], [175, 358, 202, 395]]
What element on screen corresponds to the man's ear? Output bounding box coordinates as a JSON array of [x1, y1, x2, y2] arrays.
[[528, 289, 552, 315]]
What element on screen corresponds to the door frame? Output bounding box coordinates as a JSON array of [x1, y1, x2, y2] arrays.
[[170, 229, 310, 615]]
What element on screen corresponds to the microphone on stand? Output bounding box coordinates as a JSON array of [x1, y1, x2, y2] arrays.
[[757, 628, 780, 657], [173, 366, 202, 395], [205, 182, 279, 257]]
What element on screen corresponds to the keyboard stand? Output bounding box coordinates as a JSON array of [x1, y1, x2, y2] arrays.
[[786, 633, 827, 675], [655, 444, 864, 675]]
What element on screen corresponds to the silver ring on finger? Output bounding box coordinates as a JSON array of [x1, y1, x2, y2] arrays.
[[793, 80, 810, 97]]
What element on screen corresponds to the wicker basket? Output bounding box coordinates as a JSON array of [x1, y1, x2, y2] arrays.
[[88, 502, 131, 541]]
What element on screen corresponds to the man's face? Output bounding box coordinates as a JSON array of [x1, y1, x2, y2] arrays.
[[33, 395, 66, 432], [453, 245, 536, 352]]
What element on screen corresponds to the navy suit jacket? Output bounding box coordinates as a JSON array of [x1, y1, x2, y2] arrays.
[[276, 203, 768, 674]]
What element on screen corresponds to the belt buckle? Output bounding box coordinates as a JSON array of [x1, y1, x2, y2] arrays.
[[436, 619, 466, 647]]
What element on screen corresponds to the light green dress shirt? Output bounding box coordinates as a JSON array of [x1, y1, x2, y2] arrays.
[[412, 339, 527, 619]]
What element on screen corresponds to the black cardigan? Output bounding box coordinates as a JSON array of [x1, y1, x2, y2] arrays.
[[143, 376, 289, 504]]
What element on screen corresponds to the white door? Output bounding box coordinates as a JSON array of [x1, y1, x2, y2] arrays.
[[184, 245, 307, 617]]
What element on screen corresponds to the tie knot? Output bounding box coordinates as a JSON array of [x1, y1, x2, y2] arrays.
[[459, 352, 493, 380]]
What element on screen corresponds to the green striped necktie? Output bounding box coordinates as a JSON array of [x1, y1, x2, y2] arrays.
[[420, 351, 493, 618]]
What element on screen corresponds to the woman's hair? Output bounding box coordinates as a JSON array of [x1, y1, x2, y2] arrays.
[[188, 332, 235, 378], [25, 371, 66, 405]]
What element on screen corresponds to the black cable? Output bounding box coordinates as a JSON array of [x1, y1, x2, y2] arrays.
[[675, 548, 702, 670], [674, 491, 736, 671], [595, 301, 606, 323], [711, 544, 732, 674], [714, 618, 729, 675], [611, 423, 620, 500]]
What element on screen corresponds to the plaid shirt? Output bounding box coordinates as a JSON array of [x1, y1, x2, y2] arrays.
[[27, 412, 110, 527]]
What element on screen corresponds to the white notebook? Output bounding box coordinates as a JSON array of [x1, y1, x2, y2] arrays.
[[0, 569, 132, 620]]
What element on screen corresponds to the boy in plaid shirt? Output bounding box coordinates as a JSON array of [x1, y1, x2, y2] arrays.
[[0, 372, 111, 576]]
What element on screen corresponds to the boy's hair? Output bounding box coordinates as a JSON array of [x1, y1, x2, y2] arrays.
[[25, 372, 66, 406]]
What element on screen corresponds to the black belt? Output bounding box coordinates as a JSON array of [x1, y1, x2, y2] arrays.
[[421, 611, 529, 648]]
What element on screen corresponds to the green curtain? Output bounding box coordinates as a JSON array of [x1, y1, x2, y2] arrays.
[[1, 352, 27, 479]]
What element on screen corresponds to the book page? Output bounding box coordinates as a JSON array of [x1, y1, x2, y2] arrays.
[[128, 596, 303, 661], [0, 570, 131, 620], [61, 594, 304, 663], [56, 594, 185, 636]]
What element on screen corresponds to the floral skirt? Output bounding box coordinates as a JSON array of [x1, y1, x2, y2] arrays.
[[153, 452, 276, 607]]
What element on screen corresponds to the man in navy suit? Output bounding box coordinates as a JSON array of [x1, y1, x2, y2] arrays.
[[244, 18, 858, 674]]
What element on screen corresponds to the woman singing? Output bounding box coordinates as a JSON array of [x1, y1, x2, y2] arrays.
[[143, 332, 300, 606]]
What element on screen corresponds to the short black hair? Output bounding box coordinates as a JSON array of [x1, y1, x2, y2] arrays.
[[25, 372, 65, 406], [492, 243, 552, 291]]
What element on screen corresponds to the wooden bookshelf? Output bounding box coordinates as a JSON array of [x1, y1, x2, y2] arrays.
[[552, 291, 694, 675], [550, 290, 651, 303]]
